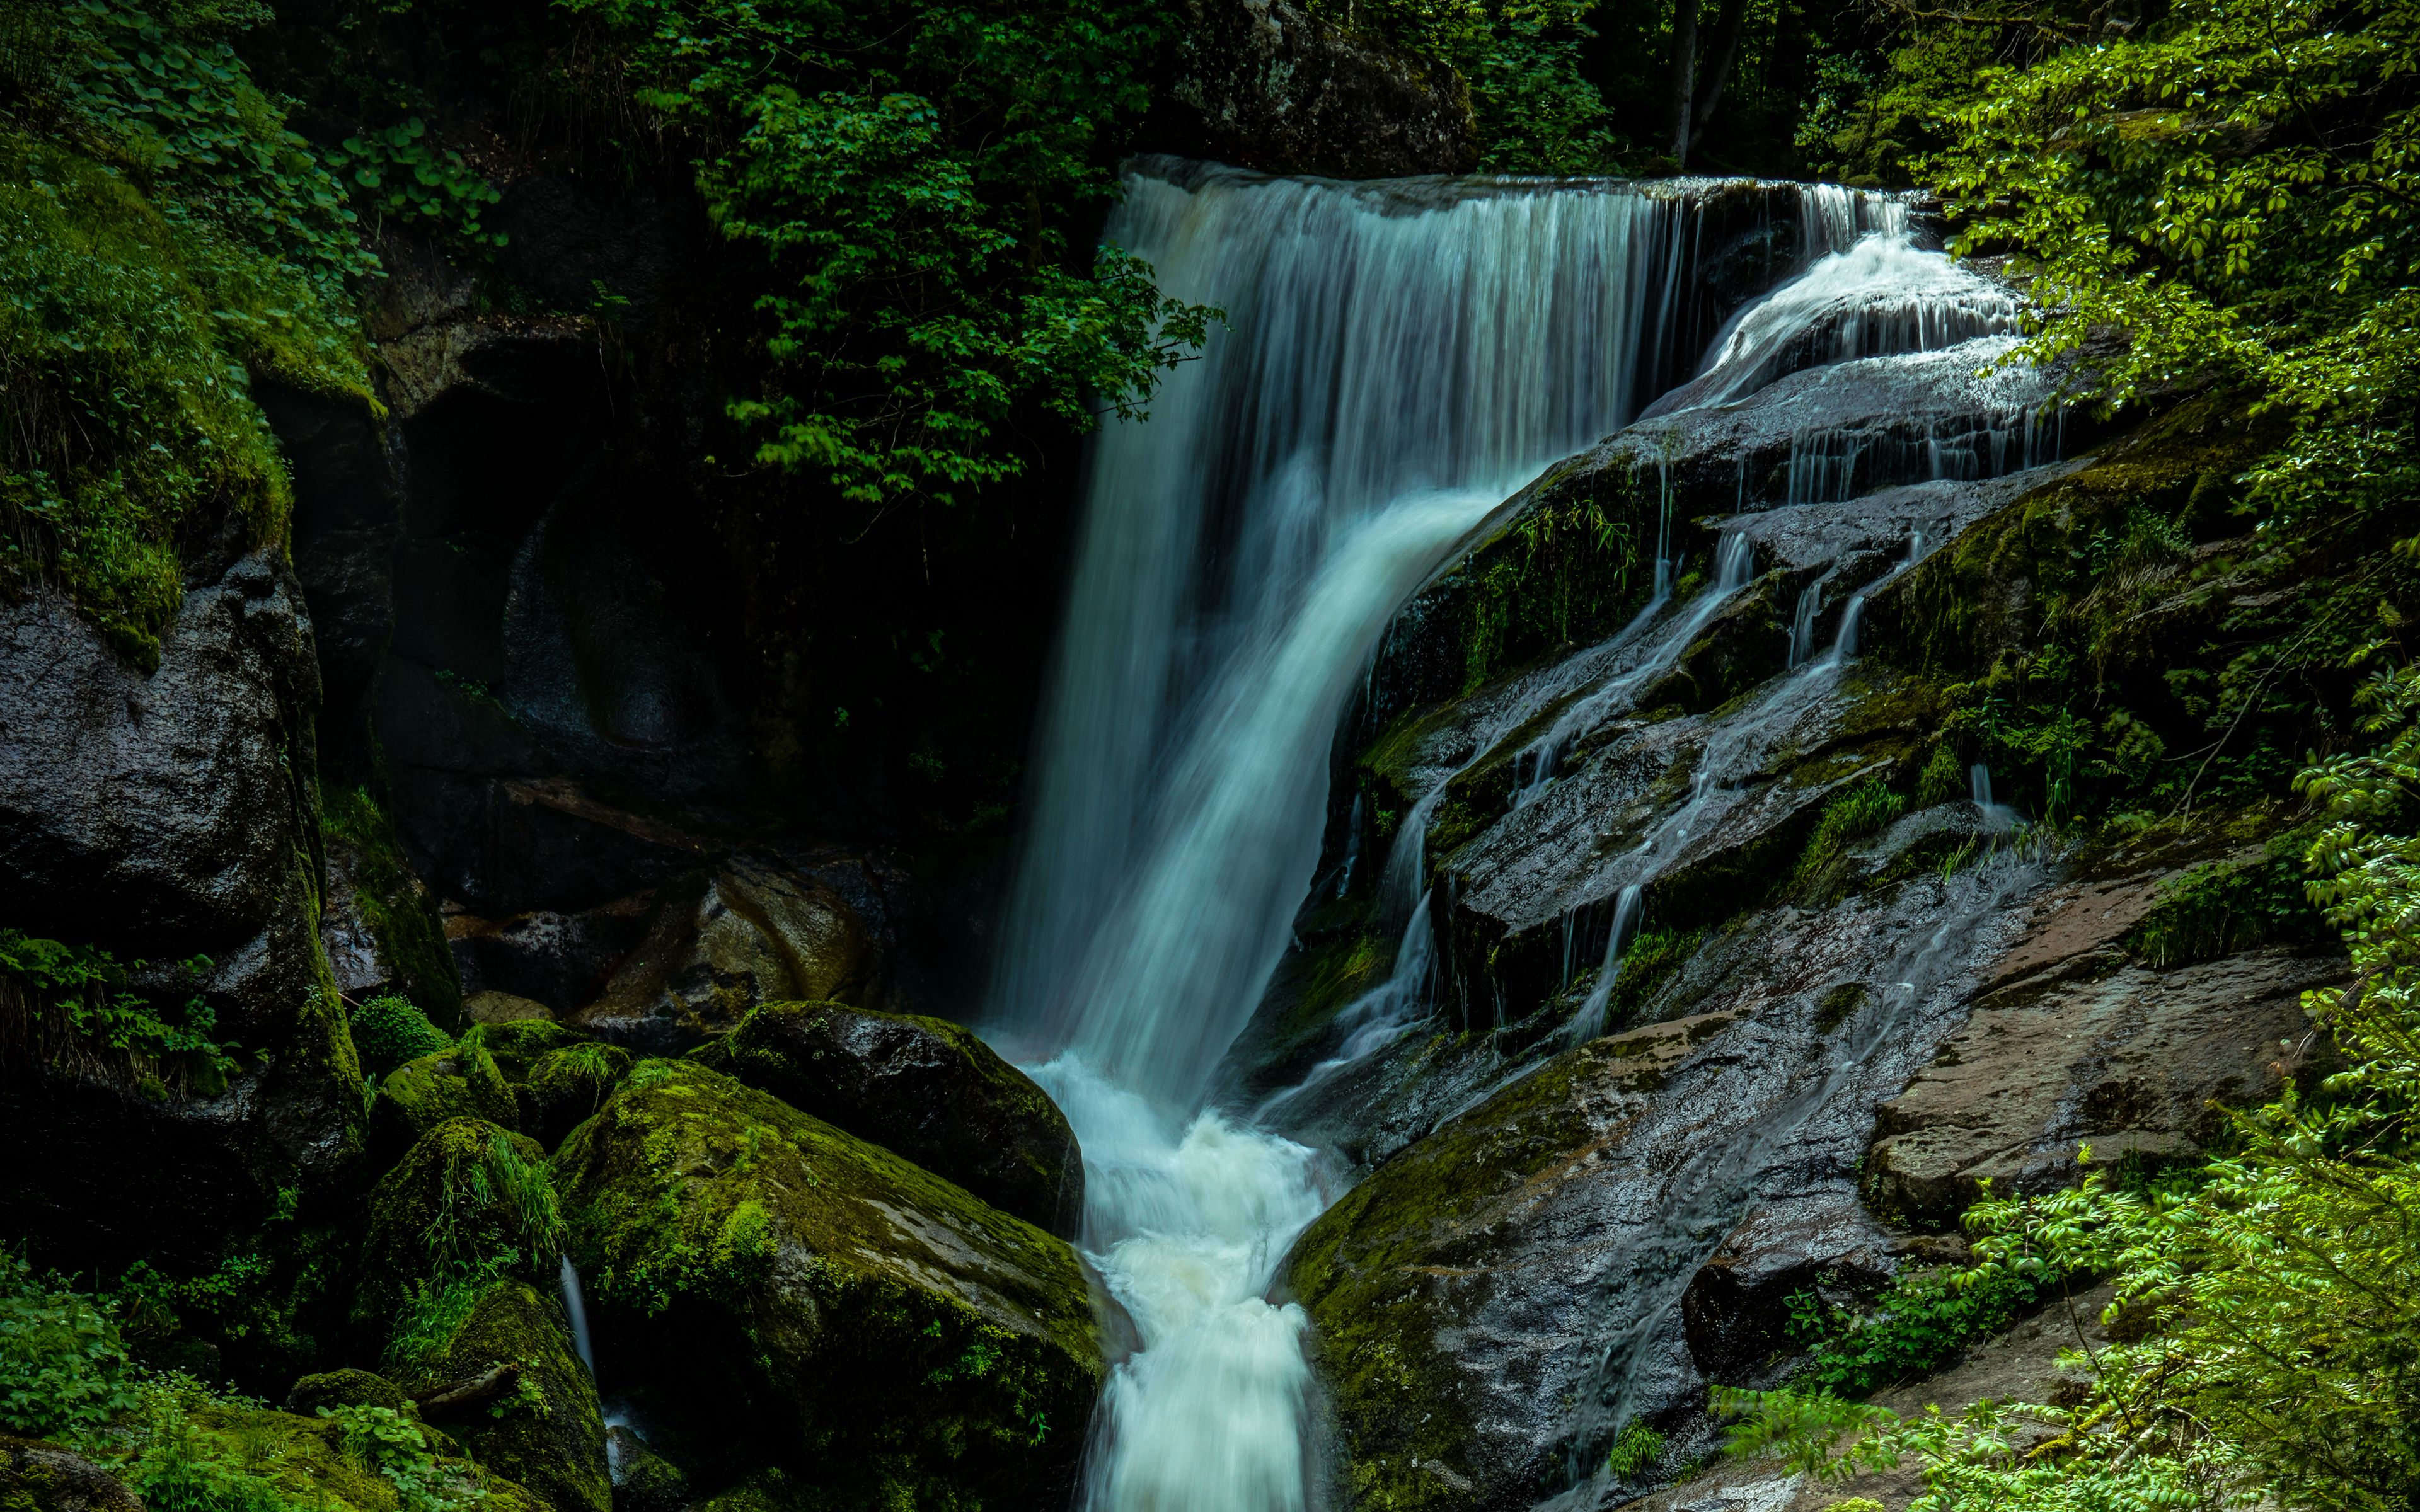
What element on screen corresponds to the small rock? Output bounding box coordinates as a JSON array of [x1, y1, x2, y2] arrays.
[[464, 990, 556, 1024]]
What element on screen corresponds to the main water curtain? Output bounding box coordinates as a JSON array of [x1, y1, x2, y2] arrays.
[[993, 164, 1899, 1106]]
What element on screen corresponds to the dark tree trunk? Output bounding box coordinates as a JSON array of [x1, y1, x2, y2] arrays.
[[1668, 0, 1699, 164], [1691, 0, 1753, 142]]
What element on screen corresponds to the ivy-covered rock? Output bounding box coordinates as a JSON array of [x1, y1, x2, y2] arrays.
[[692, 1000, 1081, 1234], [369, 1045, 517, 1164], [552, 1060, 1105, 1509], [389, 1279, 609, 1512]]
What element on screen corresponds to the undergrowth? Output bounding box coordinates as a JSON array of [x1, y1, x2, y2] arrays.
[[0, 0, 372, 665], [0, 927, 235, 1092]]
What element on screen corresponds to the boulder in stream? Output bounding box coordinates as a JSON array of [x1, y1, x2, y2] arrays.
[[553, 1060, 1105, 1508]]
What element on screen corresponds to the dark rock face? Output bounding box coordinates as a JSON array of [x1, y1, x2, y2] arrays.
[[1281, 852, 2045, 1511], [697, 1000, 1085, 1235], [0, 558, 360, 1271], [1150, 0, 1479, 178], [1678, 1203, 1898, 1385]]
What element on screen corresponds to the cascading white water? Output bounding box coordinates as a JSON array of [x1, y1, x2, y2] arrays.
[[989, 163, 1840, 1512], [991, 162, 2007, 1512]]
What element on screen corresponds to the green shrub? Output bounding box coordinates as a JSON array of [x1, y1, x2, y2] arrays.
[[2123, 850, 2324, 970], [0, 1251, 140, 1438], [1792, 779, 1908, 898], [350, 995, 452, 1079], [1606, 1421, 1665, 1479], [0, 928, 234, 1086], [1914, 745, 1963, 808], [1789, 1261, 2056, 1398]]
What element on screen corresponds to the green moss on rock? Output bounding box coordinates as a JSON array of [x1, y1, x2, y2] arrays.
[[388, 1279, 608, 1512], [461, 1020, 595, 1084], [355, 1119, 563, 1357], [691, 1000, 1082, 1234], [552, 1060, 1104, 1509], [370, 1045, 517, 1162]]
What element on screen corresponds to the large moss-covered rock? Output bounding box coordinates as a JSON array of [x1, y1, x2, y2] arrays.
[[553, 1060, 1105, 1509], [693, 1000, 1081, 1235], [354, 1118, 558, 1348], [0, 1436, 142, 1512], [369, 1043, 517, 1162], [524, 1041, 635, 1148], [391, 1279, 609, 1512]]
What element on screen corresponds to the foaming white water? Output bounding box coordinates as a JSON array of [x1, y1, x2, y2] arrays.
[[1030, 1058, 1328, 1512], [1645, 228, 2020, 418]]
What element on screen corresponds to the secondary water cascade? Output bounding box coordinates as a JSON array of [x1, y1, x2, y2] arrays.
[[987, 159, 2043, 1512]]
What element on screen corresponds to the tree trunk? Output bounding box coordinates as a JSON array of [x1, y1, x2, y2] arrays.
[[1691, 0, 1753, 142], [1668, 0, 1699, 165]]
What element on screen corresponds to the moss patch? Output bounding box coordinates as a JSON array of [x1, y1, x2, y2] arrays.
[[389, 1279, 608, 1512], [321, 786, 463, 1027], [552, 1060, 1103, 1508]]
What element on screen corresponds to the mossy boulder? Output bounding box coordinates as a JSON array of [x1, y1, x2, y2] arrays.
[[0, 1436, 141, 1512], [606, 1425, 690, 1512], [285, 1367, 411, 1415], [463, 1019, 596, 1083], [369, 1044, 517, 1164], [692, 1000, 1082, 1235], [522, 1042, 636, 1148], [320, 784, 463, 1028], [389, 1279, 609, 1512], [553, 1060, 1105, 1509], [149, 1397, 546, 1512], [354, 1118, 563, 1354]]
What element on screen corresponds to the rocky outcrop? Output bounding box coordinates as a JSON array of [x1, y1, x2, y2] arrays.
[[0, 554, 362, 1273], [694, 1000, 1084, 1235], [1151, 0, 1479, 178], [1864, 862, 2338, 1225], [0, 1438, 144, 1512], [553, 1060, 1105, 1509]]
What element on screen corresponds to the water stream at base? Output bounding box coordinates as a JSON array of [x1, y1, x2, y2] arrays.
[[985, 161, 2028, 1512]]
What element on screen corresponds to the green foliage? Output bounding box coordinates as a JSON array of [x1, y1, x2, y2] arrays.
[[1318, 0, 1626, 170], [321, 1403, 484, 1512], [1790, 1261, 2058, 1398], [563, 0, 1214, 512], [132, 1389, 304, 1512], [351, 995, 452, 1080], [0, 0, 371, 662], [1606, 1421, 1666, 1479], [329, 117, 505, 253], [1915, 744, 1964, 808], [1727, 669, 2420, 1511], [0, 927, 235, 1085], [1934, 0, 2420, 530], [1598, 925, 1701, 1029], [2123, 848, 2323, 970], [0, 1250, 141, 1438], [1793, 777, 1908, 896]]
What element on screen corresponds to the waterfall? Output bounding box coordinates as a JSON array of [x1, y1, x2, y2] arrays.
[[558, 1256, 596, 1377], [989, 163, 1964, 1512]]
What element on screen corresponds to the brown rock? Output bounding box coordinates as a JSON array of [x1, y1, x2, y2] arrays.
[[463, 990, 555, 1024], [1865, 931, 2337, 1225], [0, 1438, 144, 1512], [570, 862, 872, 1051]]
